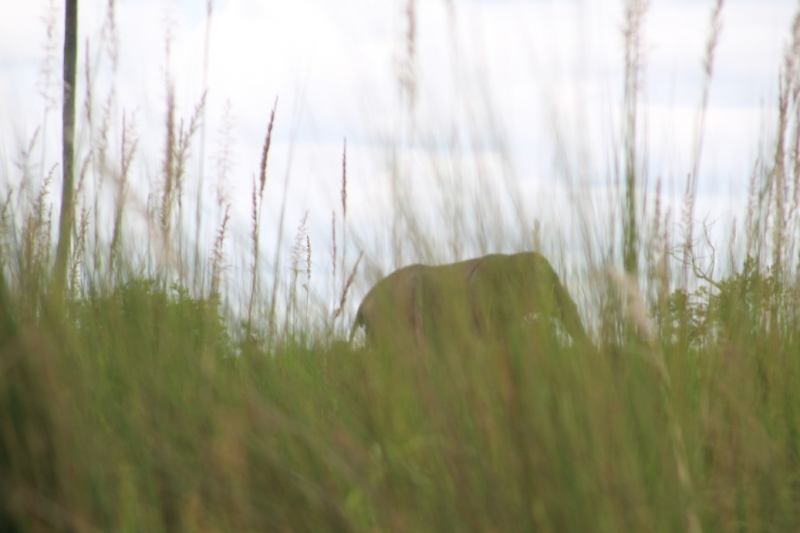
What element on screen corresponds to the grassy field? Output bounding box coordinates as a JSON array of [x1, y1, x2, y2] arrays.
[[2, 1, 800, 532]]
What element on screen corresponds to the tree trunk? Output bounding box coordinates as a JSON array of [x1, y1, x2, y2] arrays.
[[54, 0, 78, 292]]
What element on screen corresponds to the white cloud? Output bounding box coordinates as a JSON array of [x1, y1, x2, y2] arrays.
[[0, 0, 796, 308]]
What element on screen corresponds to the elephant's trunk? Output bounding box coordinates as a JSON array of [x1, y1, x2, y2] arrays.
[[349, 307, 364, 344]]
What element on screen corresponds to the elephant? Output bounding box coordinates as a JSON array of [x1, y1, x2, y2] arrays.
[[350, 252, 590, 351]]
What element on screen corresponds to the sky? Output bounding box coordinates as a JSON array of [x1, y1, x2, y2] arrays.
[[0, 0, 797, 310]]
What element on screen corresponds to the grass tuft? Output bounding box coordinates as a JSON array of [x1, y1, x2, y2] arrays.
[[1, 2, 800, 532]]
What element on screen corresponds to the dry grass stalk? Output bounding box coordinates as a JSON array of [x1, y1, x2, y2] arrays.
[[109, 112, 138, 277], [340, 139, 348, 312], [259, 97, 278, 198], [333, 252, 362, 325], [771, 71, 788, 279], [644, 177, 670, 312], [662, 207, 672, 302], [769, 6, 800, 280], [177, 96, 206, 261], [306, 235, 312, 291], [93, 83, 115, 189], [18, 170, 54, 317], [36, 0, 61, 181], [247, 176, 259, 329], [783, 9, 800, 222], [193, 0, 214, 289], [682, 0, 724, 287], [13, 129, 40, 212], [213, 99, 235, 210], [210, 204, 230, 299], [621, 0, 648, 278], [744, 157, 766, 260], [208, 99, 235, 296], [399, 0, 417, 112], [37, 0, 61, 115], [247, 99, 278, 330], [160, 86, 176, 236], [100, 0, 119, 69], [331, 210, 337, 320], [86, 89, 115, 276], [289, 212, 310, 328], [82, 48, 94, 146], [158, 89, 205, 283], [69, 205, 89, 299], [0, 190, 13, 275]]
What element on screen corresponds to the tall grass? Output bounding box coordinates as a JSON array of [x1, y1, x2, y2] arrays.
[[1, 1, 800, 532]]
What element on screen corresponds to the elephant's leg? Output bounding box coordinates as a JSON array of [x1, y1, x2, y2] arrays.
[[553, 280, 589, 348]]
